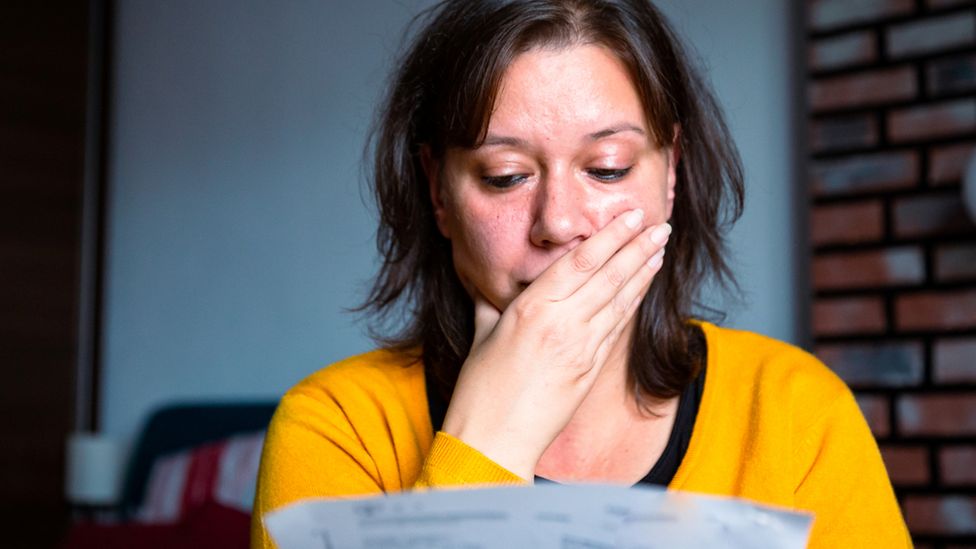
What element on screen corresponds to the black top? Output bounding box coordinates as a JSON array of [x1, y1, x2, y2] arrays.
[[635, 358, 706, 486], [424, 331, 707, 488]]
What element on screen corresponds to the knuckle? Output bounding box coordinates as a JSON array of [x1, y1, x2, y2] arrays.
[[611, 291, 632, 316], [603, 265, 626, 289], [570, 250, 597, 272], [512, 298, 538, 320]]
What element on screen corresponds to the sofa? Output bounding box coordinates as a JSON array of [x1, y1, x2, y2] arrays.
[[61, 401, 278, 549]]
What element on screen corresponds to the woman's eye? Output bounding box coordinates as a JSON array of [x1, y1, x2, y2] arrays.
[[481, 174, 529, 189], [587, 167, 632, 181]]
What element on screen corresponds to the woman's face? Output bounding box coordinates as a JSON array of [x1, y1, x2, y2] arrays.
[[427, 44, 677, 311]]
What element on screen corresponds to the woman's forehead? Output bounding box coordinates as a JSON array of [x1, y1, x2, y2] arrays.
[[484, 45, 650, 144]]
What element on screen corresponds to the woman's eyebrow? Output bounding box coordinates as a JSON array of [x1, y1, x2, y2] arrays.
[[480, 124, 645, 149], [481, 134, 530, 148], [587, 124, 645, 141]]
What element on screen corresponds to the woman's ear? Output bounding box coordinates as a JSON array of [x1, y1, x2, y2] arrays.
[[421, 145, 451, 238], [665, 125, 680, 220]]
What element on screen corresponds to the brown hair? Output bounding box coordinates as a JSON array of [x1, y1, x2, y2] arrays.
[[361, 0, 744, 404]]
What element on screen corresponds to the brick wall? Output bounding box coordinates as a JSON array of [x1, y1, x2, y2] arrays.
[[806, 0, 976, 546]]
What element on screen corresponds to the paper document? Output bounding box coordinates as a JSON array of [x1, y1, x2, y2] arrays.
[[264, 484, 813, 549], [265, 484, 812, 549]]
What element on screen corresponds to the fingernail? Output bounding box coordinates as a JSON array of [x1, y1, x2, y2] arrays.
[[648, 248, 665, 268], [649, 223, 672, 246], [624, 209, 644, 229]]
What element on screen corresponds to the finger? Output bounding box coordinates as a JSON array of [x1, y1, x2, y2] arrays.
[[529, 208, 646, 300], [590, 251, 664, 364], [472, 290, 502, 349], [589, 245, 664, 346], [573, 222, 670, 319]]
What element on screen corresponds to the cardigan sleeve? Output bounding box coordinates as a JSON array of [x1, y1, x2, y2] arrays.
[[250, 380, 525, 549], [415, 432, 529, 488], [792, 388, 912, 548]]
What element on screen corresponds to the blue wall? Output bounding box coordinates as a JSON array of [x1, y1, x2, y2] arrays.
[[101, 0, 800, 441], [658, 0, 802, 344]]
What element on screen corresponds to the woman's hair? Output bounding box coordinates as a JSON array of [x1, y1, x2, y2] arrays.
[[360, 0, 744, 404]]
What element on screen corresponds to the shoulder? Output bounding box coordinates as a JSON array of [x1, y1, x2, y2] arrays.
[[275, 347, 427, 424], [701, 321, 846, 394], [255, 348, 432, 523], [699, 322, 853, 429], [291, 347, 424, 397]]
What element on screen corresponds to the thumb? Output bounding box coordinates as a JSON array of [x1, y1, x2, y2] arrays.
[[472, 291, 501, 349]]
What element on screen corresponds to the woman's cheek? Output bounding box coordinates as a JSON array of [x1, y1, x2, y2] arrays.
[[449, 212, 515, 282], [598, 175, 672, 227], [465, 213, 522, 269], [589, 190, 642, 231]]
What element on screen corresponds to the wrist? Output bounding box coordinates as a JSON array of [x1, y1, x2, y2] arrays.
[[441, 416, 539, 481]]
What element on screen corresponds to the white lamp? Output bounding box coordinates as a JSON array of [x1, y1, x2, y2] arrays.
[[65, 432, 124, 507], [965, 151, 976, 222]]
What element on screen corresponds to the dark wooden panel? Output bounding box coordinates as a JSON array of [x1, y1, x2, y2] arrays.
[[0, 1, 91, 546]]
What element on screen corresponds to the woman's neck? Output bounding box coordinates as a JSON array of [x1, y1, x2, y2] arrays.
[[535, 319, 679, 483]]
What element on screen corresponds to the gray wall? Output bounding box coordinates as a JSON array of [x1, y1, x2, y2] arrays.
[[657, 1, 802, 341], [101, 0, 800, 441]]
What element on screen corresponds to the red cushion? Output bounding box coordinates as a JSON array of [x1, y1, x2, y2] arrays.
[[139, 431, 264, 523], [61, 502, 250, 549]]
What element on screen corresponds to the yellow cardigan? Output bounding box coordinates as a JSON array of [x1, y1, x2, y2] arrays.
[[252, 322, 911, 548]]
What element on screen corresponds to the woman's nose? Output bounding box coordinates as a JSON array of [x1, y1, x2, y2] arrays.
[[529, 171, 593, 249]]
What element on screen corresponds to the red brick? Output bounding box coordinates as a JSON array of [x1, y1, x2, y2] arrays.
[[942, 446, 976, 484], [809, 31, 877, 71], [904, 495, 976, 534], [894, 194, 976, 237], [934, 337, 976, 383], [855, 394, 891, 437], [896, 290, 976, 330], [808, 0, 914, 31], [812, 247, 924, 289], [898, 394, 976, 435], [879, 445, 929, 484], [936, 243, 976, 281], [887, 12, 976, 58], [809, 114, 878, 152], [927, 53, 976, 96], [816, 341, 924, 387], [813, 297, 886, 335], [810, 201, 884, 245], [888, 99, 976, 142], [929, 142, 976, 185], [810, 67, 917, 111], [811, 151, 918, 196]]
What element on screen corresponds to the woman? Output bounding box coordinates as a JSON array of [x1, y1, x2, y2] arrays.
[[253, 1, 910, 547]]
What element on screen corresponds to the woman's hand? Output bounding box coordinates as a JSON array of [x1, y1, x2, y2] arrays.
[[440, 209, 671, 479]]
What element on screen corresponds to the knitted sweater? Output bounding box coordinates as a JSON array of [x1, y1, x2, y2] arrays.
[[252, 322, 911, 548]]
